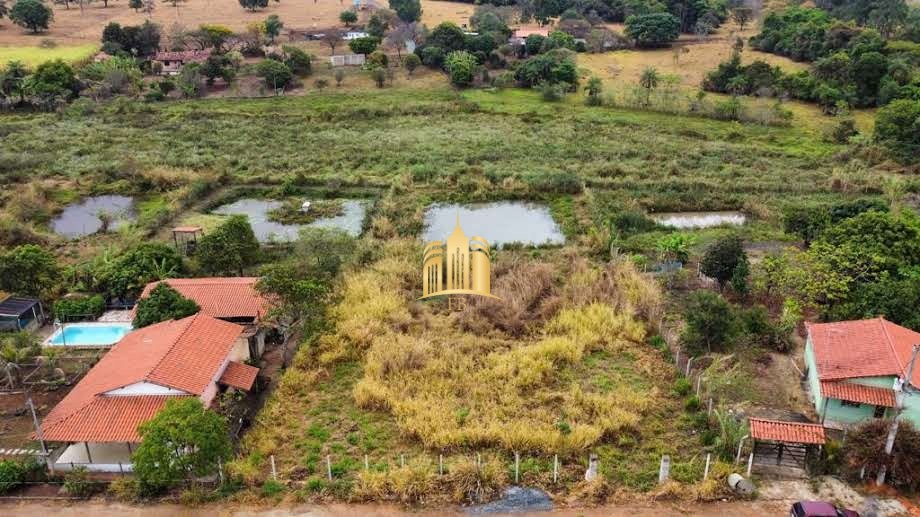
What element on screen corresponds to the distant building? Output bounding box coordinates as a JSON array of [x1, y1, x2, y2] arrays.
[[152, 49, 212, 75], [343, 31, 369, 40], [330, 54, 366, 66], [508, 28, 550, 45], [805, 317, 920, 429]]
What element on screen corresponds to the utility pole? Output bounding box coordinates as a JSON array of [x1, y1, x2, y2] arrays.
[[26, 392, 52, 474], [878, 344, 920, 486]]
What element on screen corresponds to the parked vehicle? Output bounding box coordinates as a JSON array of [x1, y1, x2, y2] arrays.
[[790, 501, 859, 517]]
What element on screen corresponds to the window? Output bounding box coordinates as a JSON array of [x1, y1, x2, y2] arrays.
[[841, 400, 861, 407], [874, 406, 886, 418]]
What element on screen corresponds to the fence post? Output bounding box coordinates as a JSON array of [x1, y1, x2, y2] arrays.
[[364, 454, 369, 471], [439, 454, 444, 476], [270, 454, 277, 481], [477, 453, 481, 467], [695, 375, 702, 396], [400, 454, 405, 468], [746, 452, 754, 477], [326, 455, 332, 481], [217, 459, 224, 484], [703, 453, 711, 480], [553, 454, 558, 483], [658, 455, 670, 484], [707, 398, 713, 416], [514, 451, 520, 483], [675, 347, 681, 369], [685, 357, 694, 376]]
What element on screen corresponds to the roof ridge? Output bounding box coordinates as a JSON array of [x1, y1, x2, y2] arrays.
[[143, 314, 201, 390], [878, 317, 907, 378]]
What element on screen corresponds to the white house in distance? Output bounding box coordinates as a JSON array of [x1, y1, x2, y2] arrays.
[[41, 313, 259, 472], [135, 277, 272, 360]]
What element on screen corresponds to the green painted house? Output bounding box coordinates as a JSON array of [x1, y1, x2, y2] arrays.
[[804, 318, 920, 429]]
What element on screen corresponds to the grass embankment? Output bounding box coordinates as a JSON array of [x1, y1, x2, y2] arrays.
[[235, 216, 722, 501], [0, 44, 97, 67]]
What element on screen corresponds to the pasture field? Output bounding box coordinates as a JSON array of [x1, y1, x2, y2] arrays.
[[0, 43, 98, 67]]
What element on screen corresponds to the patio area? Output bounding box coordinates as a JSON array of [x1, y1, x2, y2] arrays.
[[54, 442, 134, 473]]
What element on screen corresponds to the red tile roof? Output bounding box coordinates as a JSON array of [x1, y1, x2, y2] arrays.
[[41, 314, 244, 443], [749, 418, 826, 445], [137, 277, 270, 322], [807, 318, 920, 386], [820, 380, 897, 407], [219, 361, 259, 390]]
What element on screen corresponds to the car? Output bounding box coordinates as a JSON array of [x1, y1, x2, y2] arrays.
[[790, 501, 860, 517]]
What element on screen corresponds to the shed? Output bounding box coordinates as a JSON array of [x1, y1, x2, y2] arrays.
[[0, 296, 45, 332], [749, 418, 826, 475]]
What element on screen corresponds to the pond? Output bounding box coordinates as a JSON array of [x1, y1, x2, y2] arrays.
[[652, 211, 747, 229], [423, 202, 566, 248], [212, 198, 368, 242], [51, 195, 136, 238]]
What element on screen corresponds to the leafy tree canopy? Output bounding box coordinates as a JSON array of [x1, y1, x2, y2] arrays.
[[0, 244, 58, 298], [132, 283, 200, 328], [196, 215, 260, 276]]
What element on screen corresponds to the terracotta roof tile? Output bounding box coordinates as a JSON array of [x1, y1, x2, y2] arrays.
[[41, 314, 243, 443], [820, 381, 897, 407], [137, 278, 270, 322], [807, 318, 920, 386], [219, 361, 259, 390], [749, 418, 826, 445], [43, 396, 188, 443]]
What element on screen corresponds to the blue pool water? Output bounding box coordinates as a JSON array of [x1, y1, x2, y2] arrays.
[[48, 324, 133, 346]]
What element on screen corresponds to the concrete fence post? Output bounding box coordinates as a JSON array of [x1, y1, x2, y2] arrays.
[[514, 452, 520, 483], [270, 454, 277, 481], [364, 454, 369, 471], [553, 455, 558, 483], [439, 454, 444, 476], [746, 452, 754, 477], [326, 455, 332, 480], [658, 455, 670, 484], [703, 453, 711, 480]]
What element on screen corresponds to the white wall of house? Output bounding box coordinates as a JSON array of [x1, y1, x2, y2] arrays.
[[230, 337, 251, 362], [103, 382, 188, 396]]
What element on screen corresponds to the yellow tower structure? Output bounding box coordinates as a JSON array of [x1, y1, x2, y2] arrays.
[[420, 214, 497, 300]]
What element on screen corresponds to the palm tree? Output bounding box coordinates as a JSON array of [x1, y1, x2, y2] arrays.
[[639, 66, 659, 106]]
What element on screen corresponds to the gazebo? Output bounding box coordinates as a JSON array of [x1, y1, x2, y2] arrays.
[[0, 296, 45, 332], [171, 226, 203, 256]]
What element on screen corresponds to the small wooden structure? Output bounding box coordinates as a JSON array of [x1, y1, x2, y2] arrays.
[[171, 226, 203, 256], [0, 296, 45, 332], [330, 54, 366, 67], [749, 418, 826, 476]]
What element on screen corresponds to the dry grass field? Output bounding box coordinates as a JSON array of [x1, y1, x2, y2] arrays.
[[0, 0, 473, 46]]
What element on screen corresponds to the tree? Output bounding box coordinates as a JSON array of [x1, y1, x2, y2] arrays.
[[639, 66, 659, 105], [445, 50, 477, 86], [176, 63, 203, 98], [89, 242, 181, 299], [525, 33, 546, 55], [239, 0, 268, 10], [348, 36, 379, 56], [0, 61, 29, 105], [585, 76, 603, 105], [129, 0, 142, 11], [0, 0, 8, 20], [731, 7, 753, 31], [193, 24, 234, 52], [868, 0, 908, 38], [321, 30, 343, 55], [0, 245, 58, 298], [874, 99, 920, 165], [782, 205, 830, 246], [197, 215, 260, 276], [282, 45, 311, 75], [403, 53, 420, 75], [132, 283, 200, 328], [625, 13, 679, 48], [367, 13, 387, 38], [429, 22, 466, 52], [700, 235, 747, 290], [263, 15, 282, 42], [339, 9, 357, 27], [389, 0, 421, 22], [845, 419, 920, 491], [142, 0, 155, 16], [10, 0, 52, 33], [256, 59, 292, 89], [202, 54, 235, 85], [134, 398, 231, 494], [681, 290, 739, 353]]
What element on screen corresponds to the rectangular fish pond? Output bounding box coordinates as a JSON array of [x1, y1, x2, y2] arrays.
[[46, 322, 133, 347], [211, 198, 369, 243], [423, 202, 566, 248]]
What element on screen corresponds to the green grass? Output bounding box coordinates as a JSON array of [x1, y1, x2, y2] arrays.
[[0, 44, 98, 68]]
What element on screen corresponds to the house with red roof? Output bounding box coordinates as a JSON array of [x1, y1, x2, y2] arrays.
[[805, 317, 920, 429], [135, 277, 273, 360], [42, 313, 259, 473]]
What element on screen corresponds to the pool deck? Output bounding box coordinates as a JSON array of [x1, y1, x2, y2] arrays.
[[98, 310, 133, 323]]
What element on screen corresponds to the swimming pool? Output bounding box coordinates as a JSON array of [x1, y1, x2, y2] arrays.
[[47, 323, 133, 347]]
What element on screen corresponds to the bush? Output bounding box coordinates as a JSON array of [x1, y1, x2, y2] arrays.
[[514, 50, 578, 88], [673, 377, 691, 396], [684, 395, 701, 412], [539, 81, 567, 101], [420, 46, 445, 68], [681, 290, 739, 354], [0, 460, 26, 494], [874, 99, 920, 164], [63, 466, 103, 499], [261, 479, 285, 497], [53, 294, 105, 321], [282, 46, 312, 76], [445, 50, 478, 87], [367, 50, 388, 68], [348, 36, 380, 56], [700, 235, 747, 289], [523, 171, 583, 194], [403, 53, 421, 75]]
